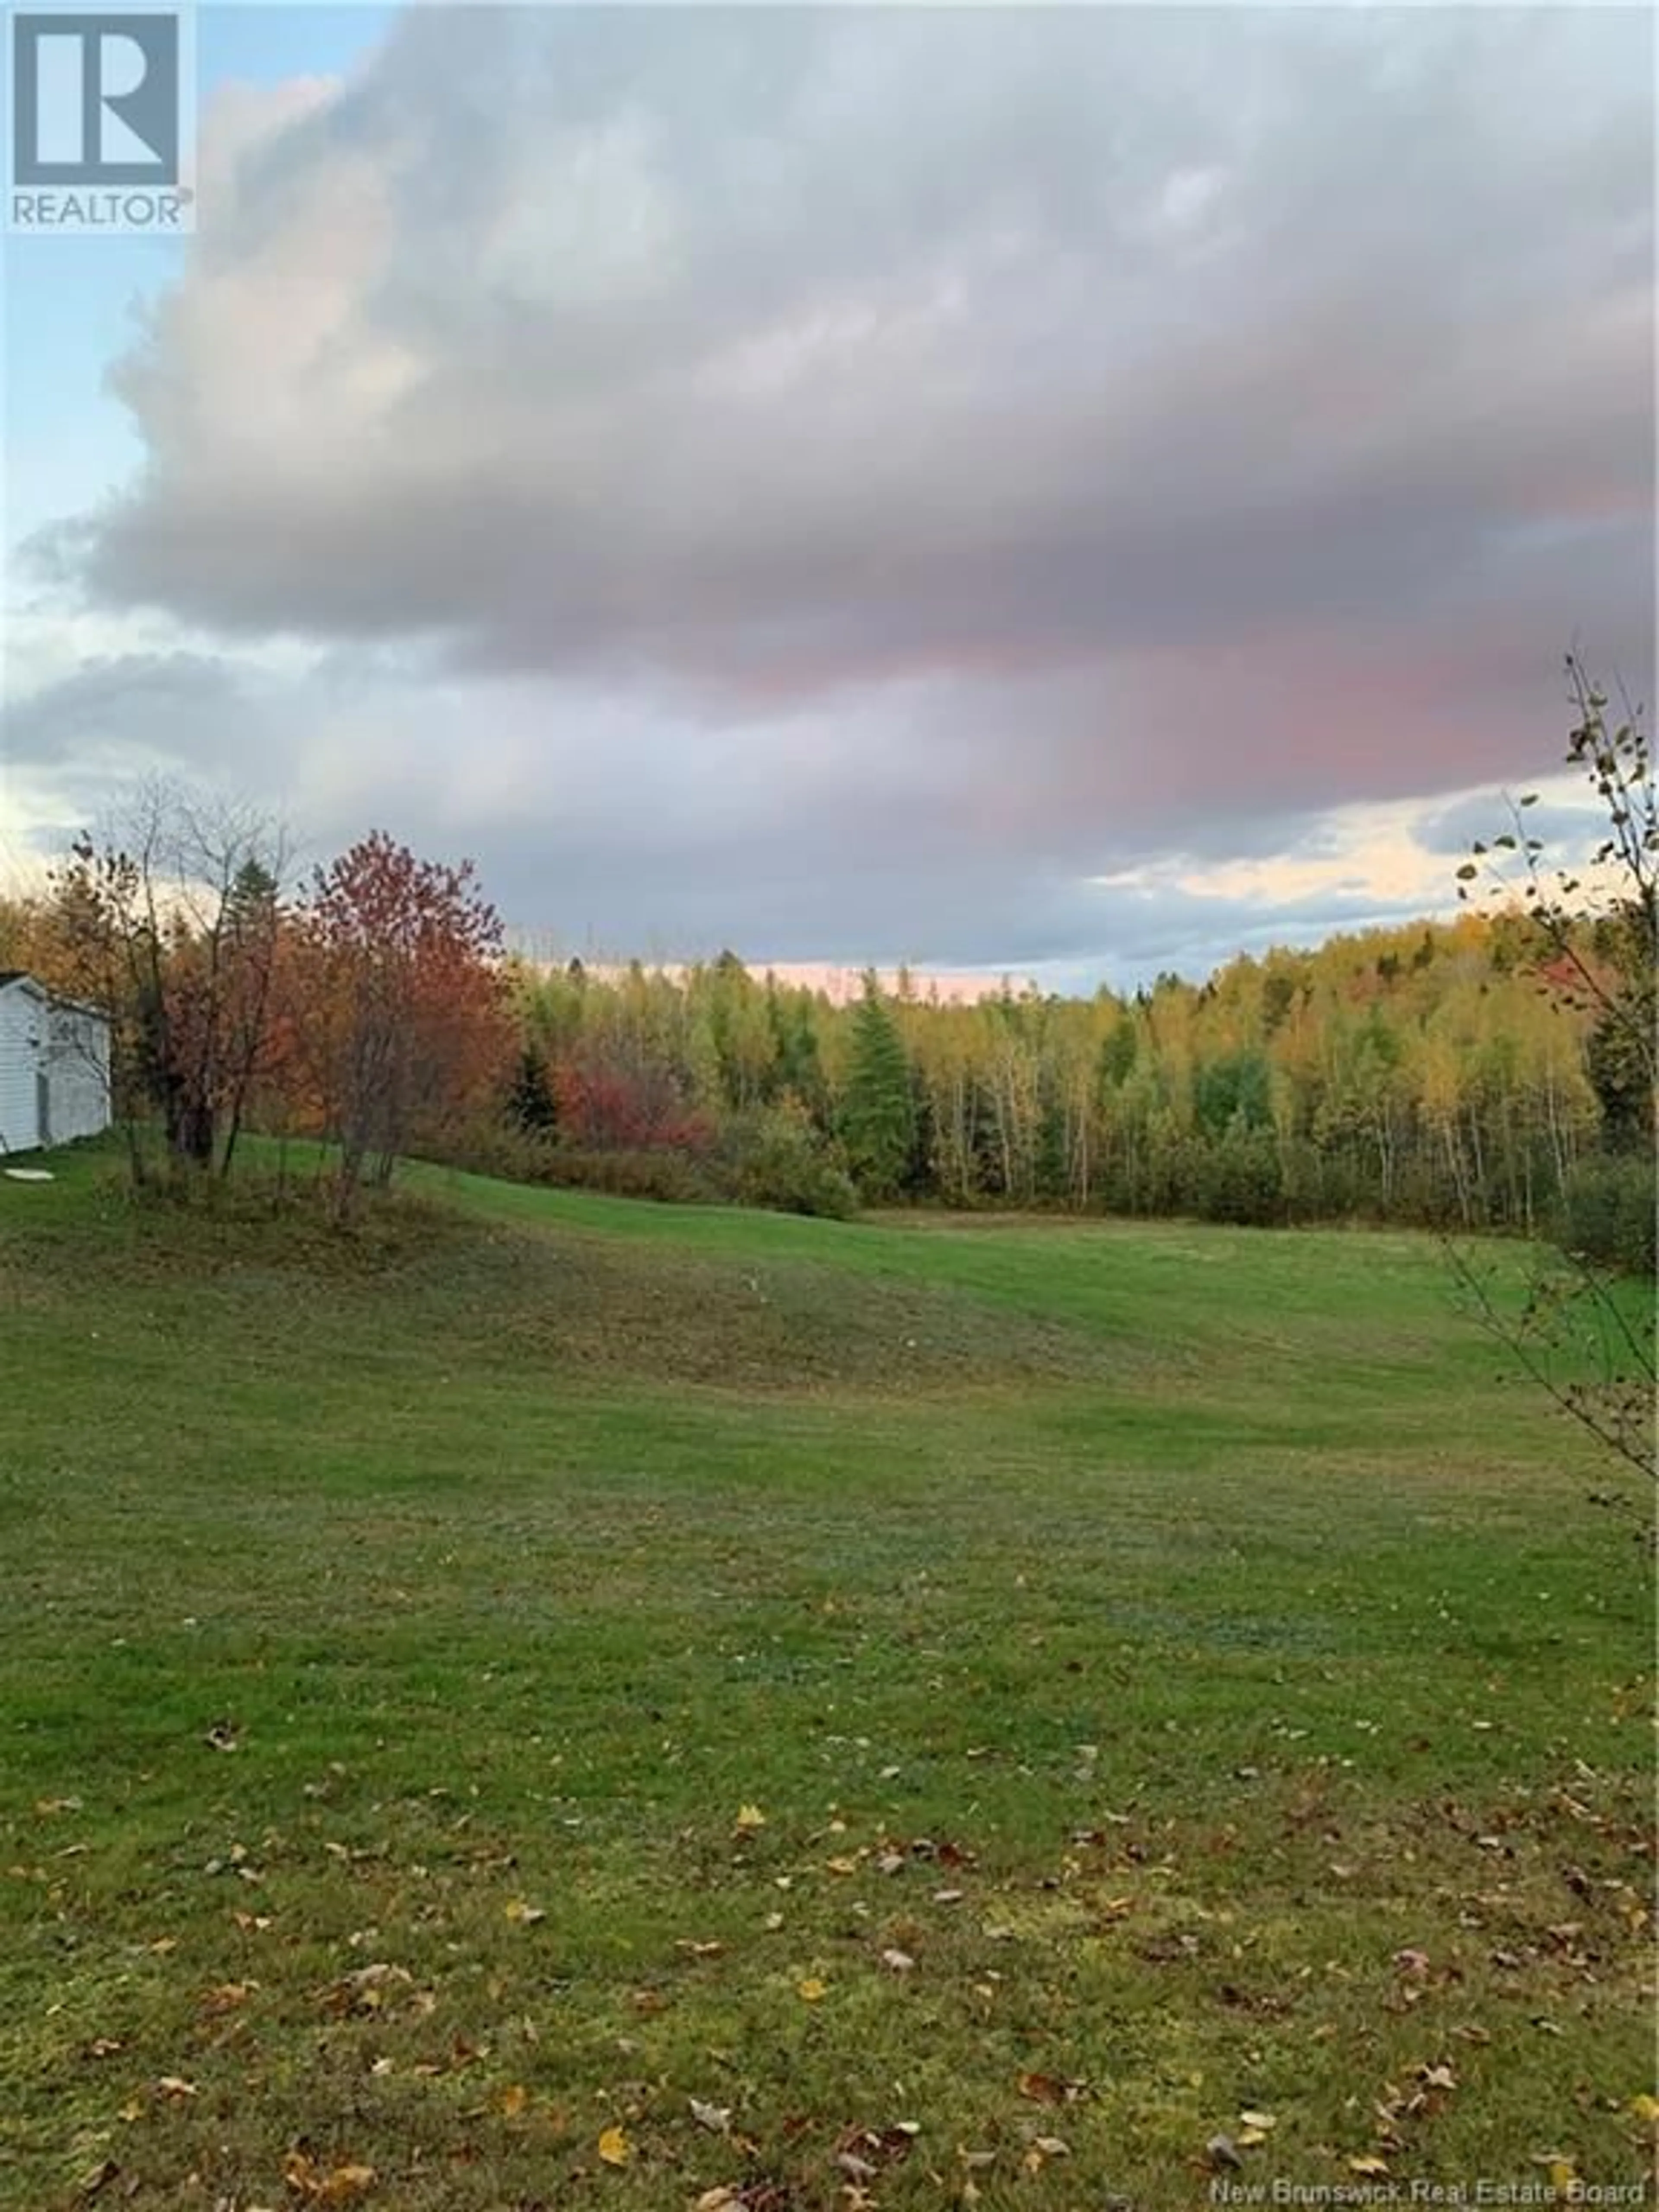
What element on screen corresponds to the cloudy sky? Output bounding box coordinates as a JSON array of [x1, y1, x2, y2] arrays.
[[2, 3, 1653, 992]]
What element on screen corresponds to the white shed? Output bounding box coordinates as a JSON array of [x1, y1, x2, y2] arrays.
[[0, 973, 113, 1155]]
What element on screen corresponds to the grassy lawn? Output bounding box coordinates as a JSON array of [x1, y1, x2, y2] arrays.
[[0, 1144, 1652, 2211]]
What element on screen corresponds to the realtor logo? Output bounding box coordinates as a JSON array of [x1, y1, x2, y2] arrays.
[[9, 9, 194, 232]]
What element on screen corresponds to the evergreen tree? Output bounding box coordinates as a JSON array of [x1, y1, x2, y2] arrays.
[[508, 1042, 558, 1136], [840, 973, 915, 1198]]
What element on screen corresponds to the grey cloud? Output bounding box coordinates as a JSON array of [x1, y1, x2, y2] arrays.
[[1, 652, 254, 772], [59, 13, 1653, 674]]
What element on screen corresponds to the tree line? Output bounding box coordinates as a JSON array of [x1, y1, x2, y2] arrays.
[[489, 909, 1646, 1258]]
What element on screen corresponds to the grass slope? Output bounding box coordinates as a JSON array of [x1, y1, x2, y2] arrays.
[[0, 1145, 1652, 2211]]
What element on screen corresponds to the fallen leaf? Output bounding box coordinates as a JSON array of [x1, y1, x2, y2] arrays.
[[316, 2166, 376, 2207], [156, 2076, 198, 2100], [1348, 2156, 1391, 2177], [734, 1805, 767, 1836], [880, 1948, 915, 1974], [690, 2098, 732, 2135], [503, 1899, 545, 1926], [1629, 2093, 1659, 2124], [1016, 2072, 1069, 2106], [1239, 2110, 1277, 2131], [500, 2084, 528, 2119], [797, 1976, 827, 2002], [597, 2125, 631, 2168], [283, 2152, 376, 2204]]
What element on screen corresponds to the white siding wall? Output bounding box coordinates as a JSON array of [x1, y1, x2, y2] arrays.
[[44, 1004, 112, 1144], [0, 982, 44, 1154]]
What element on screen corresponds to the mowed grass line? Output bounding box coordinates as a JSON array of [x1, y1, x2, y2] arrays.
[[0, 1146, 1651, 2211]]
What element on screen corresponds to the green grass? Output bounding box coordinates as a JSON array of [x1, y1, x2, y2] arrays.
[[0, 1143, 1652, 2211]]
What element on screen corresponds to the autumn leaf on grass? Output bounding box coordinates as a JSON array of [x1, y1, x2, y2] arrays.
[[597, 2125, 632, 2168], [500, 2084, 528, 2119], [836, 2122, 921, 2176], [201, 1980, 253, 2015], [1348, 2157, 1391, 2178], [1016, 2072, 1084, 2107], [1629, 2093, 1659, 2124], [283, 2151, 377, 2203], [504, 1898, 546, 1926], [797, 1976, 828, 2002], [734, 1805, 767, 1838], [1237, 2110, 1277, 2148], [689, 2097, 732, 2134], [316, 2169, 376, 2208]]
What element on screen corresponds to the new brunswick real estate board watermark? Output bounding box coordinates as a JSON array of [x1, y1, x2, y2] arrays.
[[7, 5, 194, 232], [1209, 2181, 1649, 2207]]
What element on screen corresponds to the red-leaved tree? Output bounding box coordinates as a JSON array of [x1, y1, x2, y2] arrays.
[[296, 833, 509, 1207]]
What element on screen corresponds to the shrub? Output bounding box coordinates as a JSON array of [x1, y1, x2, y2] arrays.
[[541, 1146, 718, 1205], [1197, 1126, 1286, 1226], [1555, 1154, 1657, 1276], [713, 1106, 859, 1220]]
